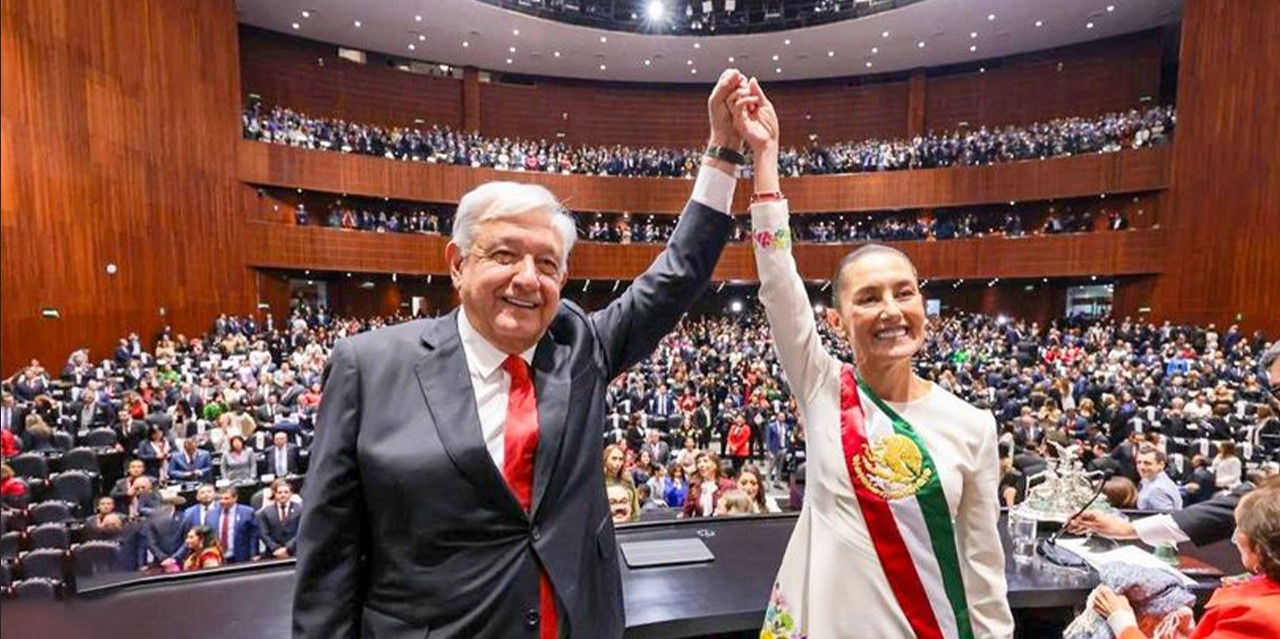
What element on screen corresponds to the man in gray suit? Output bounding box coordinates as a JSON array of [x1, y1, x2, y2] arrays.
[[294, 70, 749, 639]]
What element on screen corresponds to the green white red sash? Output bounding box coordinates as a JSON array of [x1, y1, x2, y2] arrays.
[[840, 365, 975, 639]]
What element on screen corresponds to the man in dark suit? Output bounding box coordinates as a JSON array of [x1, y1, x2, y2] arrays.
[[264, 431, 301, 477], [207, 487, 257, 564], [1070, 476, 1279, 547], [256, 479, 301, 559], [168, 437, 213, 483], [294, 70, 745, 639], [142, 500, 187, 570]]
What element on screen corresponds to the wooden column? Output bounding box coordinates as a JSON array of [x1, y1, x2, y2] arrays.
[[1149, 0, 1280, 335], [907, 70, 927, 137], [463, 66, 482, 132]]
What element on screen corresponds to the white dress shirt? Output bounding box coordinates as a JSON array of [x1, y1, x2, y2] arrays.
[[456, 165, 736, 472]]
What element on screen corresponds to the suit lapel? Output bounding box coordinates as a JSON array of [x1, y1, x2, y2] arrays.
[[415, 311, 525, 515], [531, 332, 570, 520]]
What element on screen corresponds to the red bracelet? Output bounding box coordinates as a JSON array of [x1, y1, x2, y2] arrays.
[[751, 191, 785, 204]]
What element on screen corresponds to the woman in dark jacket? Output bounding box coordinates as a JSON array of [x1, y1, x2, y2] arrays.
[[682, 451, 737, 518]]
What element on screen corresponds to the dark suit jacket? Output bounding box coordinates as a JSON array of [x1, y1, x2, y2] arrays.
[[256, 502, 301, 555], [206, 503, 258, 563], [262, 444, 301, 476], [1170, 484, 1252, 546], [293, 200, 732, 639]]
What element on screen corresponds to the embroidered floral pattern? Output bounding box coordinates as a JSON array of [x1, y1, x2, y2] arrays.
[[760, 582, 806, 639], [754, 228, 791, 250]]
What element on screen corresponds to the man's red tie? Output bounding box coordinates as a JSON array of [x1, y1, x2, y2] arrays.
[[219, 508, 230, 552], [502, 356, 558, 639]]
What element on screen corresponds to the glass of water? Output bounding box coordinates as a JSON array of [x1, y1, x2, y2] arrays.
[[1009, 511, 1038, 564]]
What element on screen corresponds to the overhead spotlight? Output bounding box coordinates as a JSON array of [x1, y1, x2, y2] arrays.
[[1107, 5, 1115, 12], [553, 50, 561, 57], [353, 20, 362, 28], [728, 56, 735, 62], [772, 54, 779, 61], [693, 42, 701, 49], [865, 61, 873, 68], [644, 59, 651, 66], [970, 45, 977, 52], [729, 300, 744, 313], [1035, 20, 1044, 27], [291, 22, 300, 30], [506, 58, 513, 64], [690, 68, 697, 74], [784, 38, 791, 45], [510, 46, 517, 53], [462, 41, 469, 47], [687, 59, 693, 65], [827, 51, 834, 57], [1086, 22, 1095, 29], [987, 13, 996, 21], [415, 14, 422, 22], [419, 34, 427, 41], [775, 67, 782, 73], [513, 28, 520, 35], [871, 46, 878, 54], [408, 43, 416, 51], [917, 41, 925, 48], [600, 64, 607, 70], [600, 35, 608, 43], [301, 10, 311, 18], [970, 32, 978, 39], [646, 0, 665, 21], [881, 30, 890, 38]]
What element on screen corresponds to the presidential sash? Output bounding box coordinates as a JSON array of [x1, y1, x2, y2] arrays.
[[840, 365, 975, 639]]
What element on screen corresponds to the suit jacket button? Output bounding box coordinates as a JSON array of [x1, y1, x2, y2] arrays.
[[530, 526, 541, 541], [525, 609, 540, 628]]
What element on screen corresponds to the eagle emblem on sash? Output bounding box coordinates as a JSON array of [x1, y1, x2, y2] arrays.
[[853, 433, 932, 500]]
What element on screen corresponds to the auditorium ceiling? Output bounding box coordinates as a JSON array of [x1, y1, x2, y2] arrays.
[[236, 0, 1182, 83]]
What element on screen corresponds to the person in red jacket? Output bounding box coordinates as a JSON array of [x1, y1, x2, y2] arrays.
[[1092, 479, 1280, 639], [726, 412, 752, 475], [1, 427, 20, 458]]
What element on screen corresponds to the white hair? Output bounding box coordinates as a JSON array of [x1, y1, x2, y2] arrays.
[[452, 181, 577, 268]]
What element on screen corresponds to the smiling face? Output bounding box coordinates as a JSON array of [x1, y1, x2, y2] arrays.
[[448, 209, 567, 354], [827, 250, 926, 366], [737, 471, 760, 500]]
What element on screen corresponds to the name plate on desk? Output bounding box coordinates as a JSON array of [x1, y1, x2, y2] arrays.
[[620, 539, 715, 568]]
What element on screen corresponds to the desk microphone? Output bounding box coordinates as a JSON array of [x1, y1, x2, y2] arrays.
[[1037, 468, 1114, 567]]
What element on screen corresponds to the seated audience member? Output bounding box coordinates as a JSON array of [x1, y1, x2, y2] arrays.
[[182, 525, 224, 571], [683, 451, 737, 518], [256, 479, 301, 559], [603, 444, 640, 521], [714, 489, 754, 516], [607, 484, 635, 525], [1184, 455, 1217, 505], [635, 484, 665, 514], [220, 435, 257, 483], [21, 414, 56, 452], [111, 459, 152, 498], [1, 425, 20, 457], [1102, 476, 1140, 510], [663, 462, 689, 509], [1090, 480, 1280, 639], [207, 487, 257, 563], [86, 495, 120, 539], [265, 430, 301, 477], [736, 464, 781, 514], [1, 463, 27, 507], [1213, 441, 1244, 491], [169, 437, 214, 484], [999, 444, 1027, 507], [1136, 445, 1182, 512]]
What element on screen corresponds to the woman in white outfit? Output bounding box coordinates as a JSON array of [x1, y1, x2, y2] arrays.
[[729, 78, 1014, 639]]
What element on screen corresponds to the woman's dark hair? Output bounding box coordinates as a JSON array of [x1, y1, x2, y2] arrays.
[[188, 525, 218, 550], [229, 435, 245, 451], [694, 451, 722, 480]]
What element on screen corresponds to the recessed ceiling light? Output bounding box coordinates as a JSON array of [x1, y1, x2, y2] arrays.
[[987, 13, 996, 21], [291, 22, 300, 30], [917, 41, 926, 48], [728, 56, 735, 62], [871, 46, 878, 54], [553, 50, 561, 57], [690, 68, 697, 74], [506, 58, 513, 64], [881, 30, 890, 38], [687, 59, 693, 65], [301, 10, 311, 18], [1086, 21, 1095, 29], [600, 64, 607, 70], [772, 54, 779, 61], [775, 67, 782, 73], [408, 43, 416, 50], [644, 59, 651, 66], [970, 45, 977, 52], [784, 38, 791, 45], [866, 61, 873, 68], [510, 46, 517, 53], [693, 42, 701, 49], [970, 32, 978, 38], [600, 36, 608, 43], [1035, 20, 1044, 27], [415, 14, 422, 22], [353, 20, 362, 28], [513, 29, 520, 35], [1107, 5, 1115, 12], [419, 34, 427, 41], [979, 67, 986, 73], [462, 41, 469, 47], [827, 51, 835, 57]]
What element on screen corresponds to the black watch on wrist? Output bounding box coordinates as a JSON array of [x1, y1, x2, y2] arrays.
[[704, 144, 747, 166]]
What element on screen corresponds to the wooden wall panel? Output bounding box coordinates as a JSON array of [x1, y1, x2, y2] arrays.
[[1149, 0, 1280, 336], [247, 222, 1166, 283], [0, 0, 252, 372], [239, 26, 463, 130], [239, 141, 1170, 214], [925, 32, 1164, 132]]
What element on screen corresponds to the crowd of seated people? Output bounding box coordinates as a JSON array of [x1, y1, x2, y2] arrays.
[[2, 299, 1275, 599], [242, 101, 1174, 178], [284, 193, 1124, 246]]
